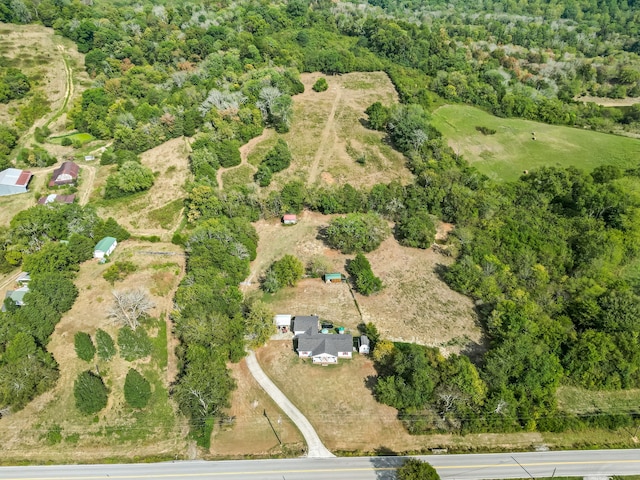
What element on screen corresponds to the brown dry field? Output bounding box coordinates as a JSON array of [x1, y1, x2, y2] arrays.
[[0, 241, 190, 463], [97, 137, 191, 239], [242, 72, 412, 191], [256, 341, 545, 453], [0, 23, 90, 135], [209, 359, 305, 458], [248, 211, 482, 353]]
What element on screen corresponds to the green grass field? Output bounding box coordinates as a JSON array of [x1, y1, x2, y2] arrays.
[[49, 132, 94, 145], [431, 105, 640, 181]]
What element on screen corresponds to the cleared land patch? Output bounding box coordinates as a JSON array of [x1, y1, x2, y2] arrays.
[[97, 137, 190, 239], [0, 241, 188, 463], [248, 211, 482, 353], [0, 23, 89, 136], [246, 72, 412, 190], [431, 104, 640, 182], [209, 359, 304, 458]]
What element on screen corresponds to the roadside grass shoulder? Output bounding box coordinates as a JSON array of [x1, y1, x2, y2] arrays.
[[431, 104, 640, 181]]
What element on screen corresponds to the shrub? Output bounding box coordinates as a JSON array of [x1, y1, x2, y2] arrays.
[[262, 254, 304, 293], [346, 253, 383, 295], [325, 213, 391, 253], [124, 368, 152, 409], [364, 102, 391, 131], [44, 424, 62, 445], [74, 331, 96, 362], [74, 371, 108, 414], [307, 255, 331, 278], [96, 328, 116, 361], [254, 163, 272, 187], [397, 459, 440, 480], [103, 261, 137, 285], [104, 161, 154, 199], [312, 77, 328, 92], [118, 326, 152, 361], [475, 125, 496, 135], [395, 210, 437, 249], [60, 137, 72, 146]]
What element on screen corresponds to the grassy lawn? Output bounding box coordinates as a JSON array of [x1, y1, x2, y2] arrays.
[[98, 137, 191, 239], [431, 104, 640, 181], [208, 358, 305, 458], [247, 212, 481, 353], [147, 199, 184, 230], [222, 164, 255, 190], [556, 386, 640, 415], [49, 132, 95, 145]]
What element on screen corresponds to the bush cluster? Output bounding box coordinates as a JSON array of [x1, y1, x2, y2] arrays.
[[74, 332, 96, 362]]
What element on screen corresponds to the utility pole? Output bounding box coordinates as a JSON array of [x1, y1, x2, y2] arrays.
[[263, 409, 282, 445]]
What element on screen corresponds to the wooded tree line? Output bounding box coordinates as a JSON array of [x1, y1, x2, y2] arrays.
[[2, 0, 638, 171]]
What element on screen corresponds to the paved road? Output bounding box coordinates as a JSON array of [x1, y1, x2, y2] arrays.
[[244, 350, 334, 458], [1, 450, 639, 480]]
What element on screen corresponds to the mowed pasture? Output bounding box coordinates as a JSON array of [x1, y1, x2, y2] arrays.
[[0, 241, 188, 463], [96, 137, 191, 239], [249, 211, 482, 353], [431, 105, 640, 182], [248, 72, 413, 190]]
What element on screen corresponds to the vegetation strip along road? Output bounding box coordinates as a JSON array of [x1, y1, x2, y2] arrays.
[[2, 450, 640, 480]]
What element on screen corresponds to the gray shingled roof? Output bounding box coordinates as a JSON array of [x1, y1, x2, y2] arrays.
[[293, 315, 319, 334], [298, 333, 353, 357]]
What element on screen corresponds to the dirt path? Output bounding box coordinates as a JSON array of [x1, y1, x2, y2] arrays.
[[307, 85, 342, 185], [45, 45, 74, 128], [79, 164, 96, 205], [0, 270, 20, 293], [17, 44, 73, 149], [216, 130, 269, 190]]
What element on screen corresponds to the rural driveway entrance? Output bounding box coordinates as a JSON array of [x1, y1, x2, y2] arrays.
[[245, 351, 334, 458]]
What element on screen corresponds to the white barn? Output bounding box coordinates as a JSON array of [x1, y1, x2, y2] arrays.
[[0, 168, 33, 196]]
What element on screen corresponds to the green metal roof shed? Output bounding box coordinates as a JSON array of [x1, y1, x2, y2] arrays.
[[324, 273, 343, 283], [94, 236, 118, 259]]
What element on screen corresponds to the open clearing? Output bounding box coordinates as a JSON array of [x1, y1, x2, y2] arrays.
[[0, 241, 189, 463], [97, 137, 191, 239], [0, 23, 90, 136], [576, 95, 640, 107], [431, 104, 640, 182], [209, 358, 305, 458], [247, 211, 483, 354], [242, 72, 413, 190]]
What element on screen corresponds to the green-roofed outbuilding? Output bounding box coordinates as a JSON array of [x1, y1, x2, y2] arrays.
[[94, 236, 118, 259]]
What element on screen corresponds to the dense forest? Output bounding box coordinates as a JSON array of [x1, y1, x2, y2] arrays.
[[0, 0, 639, 443]]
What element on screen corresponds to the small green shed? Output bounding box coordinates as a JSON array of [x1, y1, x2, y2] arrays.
[[94, 236, 118, 259], [324, 273, 343, 284]]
